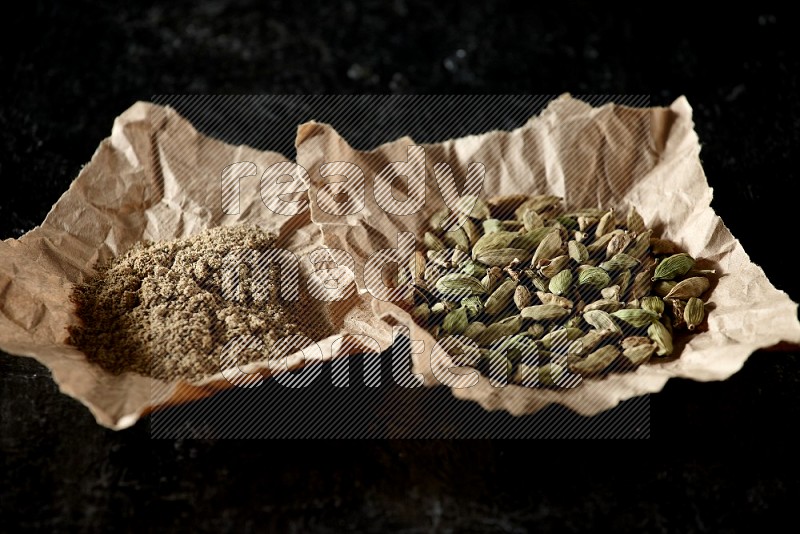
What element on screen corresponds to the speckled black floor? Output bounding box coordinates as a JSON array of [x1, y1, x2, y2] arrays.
[[2, 1, 799, 531]]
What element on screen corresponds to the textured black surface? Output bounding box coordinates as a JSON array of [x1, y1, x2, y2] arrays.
[[2, 1, 800, 531]]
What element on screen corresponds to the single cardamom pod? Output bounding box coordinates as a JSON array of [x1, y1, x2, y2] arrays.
[[513, 285, 532, 310], [522, 208, 544, 231], [627, 206, 646, 235], [640, 296, 665, 316], [577, 215, 599, 232], [653, 280, 678, 298], [477, 315, 523, 346], [521, 304, 571, 321], [684, 297, 705, 330], [615, 269, 632, 296], [631, 271, 653, 299], [461, 295, 485, 318], [582, 310, 622, 333], [451, 248, 469, 266], [582, 299, 625, 313], [578, 267, 612, 289], [461, 217, 481, 247], [442, 227, 470, 252], [462, 321, 486, 340], [611, 308, 658, 328], [623, 344, 655, 366], [471, 231, 517, 257], [442, 307, 469, 335], [566, 329, 612, 356], [540, 328, 584, 351], [621, 336, 653, 349], [481, 266, 503, 293], [599, 252, 639, 272], [653, 253, 695, 281], [568, 240, 589, 263], [527, 323, 546, 339], [411, 303, 431, 324], [461, 259, 487, 278], [430, 301, 452, 314], [535, 291, 574, 309], [585, 230, 621, 257], [482, 219, 505, 234], [548, 269, 573, 296], [647, 320, 673, 356], [570, 345, 620, 376], [606, 232, 632, 258], [484, 279, 518, 315], [424, 232, 445, 252], [595, 209, 616, 237], [509, 227, 556, 252], [601, 285, 621, 301], [556, 216, 579, 231], [529, 273, 550, 293], [538, 255, 570, 278], [538, 363, 568, 387], [435, 273, 487, 299], [530, 230, 563, 268], [628, 229, 652, 260], [664, 276, 710, 300], [475, 248, 531, 267]]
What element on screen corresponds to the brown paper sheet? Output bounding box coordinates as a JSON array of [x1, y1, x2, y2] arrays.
[[295, 94, 800, 416], [1, 95, 799, 428]]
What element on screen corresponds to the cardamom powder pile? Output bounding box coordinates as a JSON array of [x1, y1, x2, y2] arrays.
[[69, 225, 313, 381]]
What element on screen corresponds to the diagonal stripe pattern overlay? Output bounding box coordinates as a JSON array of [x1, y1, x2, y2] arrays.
[[148, 95, 651, 439]]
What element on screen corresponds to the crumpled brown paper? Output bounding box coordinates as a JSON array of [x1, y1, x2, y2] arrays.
[[295, 94, 800, 416], [2, 95, 799, 429]]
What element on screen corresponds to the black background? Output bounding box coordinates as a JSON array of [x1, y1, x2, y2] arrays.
[[2, 0, 799, 531]]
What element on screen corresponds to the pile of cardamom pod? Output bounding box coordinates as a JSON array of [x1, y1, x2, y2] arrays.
[[403, 194, 714, 387]]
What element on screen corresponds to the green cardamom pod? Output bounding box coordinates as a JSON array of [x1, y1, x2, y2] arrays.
[[477, 315, 522, 346], [595, 209, 616, 237], [540, 328, 584, 351], [582, 299, 625, 313], [461, 295, 485, 318], [628, 229, 652, 260], [640, 296, 665, 316], [462, 321, 487, 341], [424, 232, 445, 252], [509, 227, 557, 252], [538, 255, 570, 278], [684, 297, 705, 330], [461, 259, 487, 278], [475, 248, 531, 267], [471, 231, 517, 257], [535, 291, 574, 309], [566, 329, 611, 356], [582, 310, 622, 333], [653, 280, 678, 298], [548, 269, 573, 296], [484, 279, 518, 315], [482, 219, 505, 235], [530, 230, 563, 267], [570, 345, 619, 376], [435, 273, 487, 299], [577, 267, 612, 289], [652, 253, 695, 281], [611, 308, 658, 328], [442, 307, 469, 335], [623, 344, 655, 366], [522, 208, 544, 231], [599, 252, 639, 272], [521, 304, 571, 321], [606, 232, 632, 258], [568, 240, 589, 263], [647, 320, 673, 356], [664, 276, 710, 300], [513, 285, 532, 310]]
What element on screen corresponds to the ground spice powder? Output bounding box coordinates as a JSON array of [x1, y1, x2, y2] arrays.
[[69, 225, 311, 381]]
